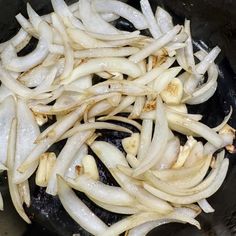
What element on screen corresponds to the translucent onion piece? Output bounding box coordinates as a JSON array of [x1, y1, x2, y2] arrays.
[[57, 176, 108, 235], [91, 141, 129, 169], [7, 119, 31, 223], [133, 98, 168, 176], [0, 28, 30, 53], [89, 197, 139, 215], [155, 137, 180, 170], [129, 25, 181, 63], [144, 158, 229, 204], [166, 111, 223, 147], [127, 209, 200, 236], [66, 144, 88, 179], [74, 47, 139, 58], [67, 28, 111, 49], [98, 116, 142, 131], [94, 0, 148, 30], [140, 0, 162, 38], [13, 99, 40, 184], [79, 0, 119, 34], [198, 199, 215, 213], [67, 174, 134, 206], [4, 22, 52, 73], [155, 7, 174, 33], [184, 20, 195, 72], [137, 119, 153, 161], [51, 0, 84, 29], [113, 169, 173, 214], [18, 104, 87, 173], [46, 130, 93, 195], [65, 57, 142, 84], [0, 96, 16, 166], [60, 122, 132, 140]]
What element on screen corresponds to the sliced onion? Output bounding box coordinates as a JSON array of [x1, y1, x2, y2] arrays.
[[155, 137, 180, 170], [46, 130, 93, 195], [27, 3, 42, 31], [155, 7, 174, 34], [0, 28, 30, 53], [7, 119, 31, 223], [79, 0, 119, 35], [18, 104, 87, 173], [51, 0, 84, 29], [0, 96, 16, 166], [137, 119, 153, 161], [65, 57, 142, 84], [154, 67, 182, 94], [184, 20, 195, 72], [15, 13, 37, 38], [98, 116, 142, 131], [113, 169, 173, 214], [94, 0, 148, 30], [60, 121, 132, 140], [67, 174, 134, 206], [91, 141, 129, 168], [87, 80, 153, 96], [65, 144, 88, 179], [57, 176, 108, 235], [4, 21, 52, 73], [87, 30, 140, 41], [143, 158, 229, 204], [67, 28, 112, 49], [129, 25, 181, 63], [13, 99, 40, 184], [166, 111, 223, 147], [198, 199, 215, 213], [74, 47, 139, 58], [196, 46, 221, 75], [133, 98, 168, 176], [127, 209, 200, 236], [90, 197, 139, 215], [135, 57, 175, 85], [140, 0, 162, 38]]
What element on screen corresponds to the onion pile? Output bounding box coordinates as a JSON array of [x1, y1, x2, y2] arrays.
[[0, 0, 235, 235]]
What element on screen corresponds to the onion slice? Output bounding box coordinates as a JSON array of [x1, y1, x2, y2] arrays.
[[18, 104, 87, 173], [94, 0, 148, 30], [7, 119, 31, 223], [57, 176, 108, 235], [67, 174, 135, 206]]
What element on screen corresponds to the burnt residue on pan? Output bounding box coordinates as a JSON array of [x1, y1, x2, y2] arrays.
[[0, 0, 235, 236]]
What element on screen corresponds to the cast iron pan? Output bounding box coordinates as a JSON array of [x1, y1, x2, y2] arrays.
[[0, 0, 236, 235]]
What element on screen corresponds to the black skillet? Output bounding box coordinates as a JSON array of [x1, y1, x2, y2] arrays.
[[0, 0, 235, 235]]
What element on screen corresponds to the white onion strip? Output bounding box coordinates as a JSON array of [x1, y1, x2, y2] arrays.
[[94, 0, 148, 30], [65, 57, 142, 84], [18, 104, 87, 173], [4, 22, 52, 73], [57, 176, 108, 235], [46, 130, 93, 195], [13, 99, 40, 184], [67, 174, 135, 206], [60, 122, 132, 140], [79, 0, 119, 35], [144, 158, 229, 204], [129, 25, 181, 63], [140, 0, 162, 38], [133, 97, 168, 176], [7, 119, 31, 223]]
